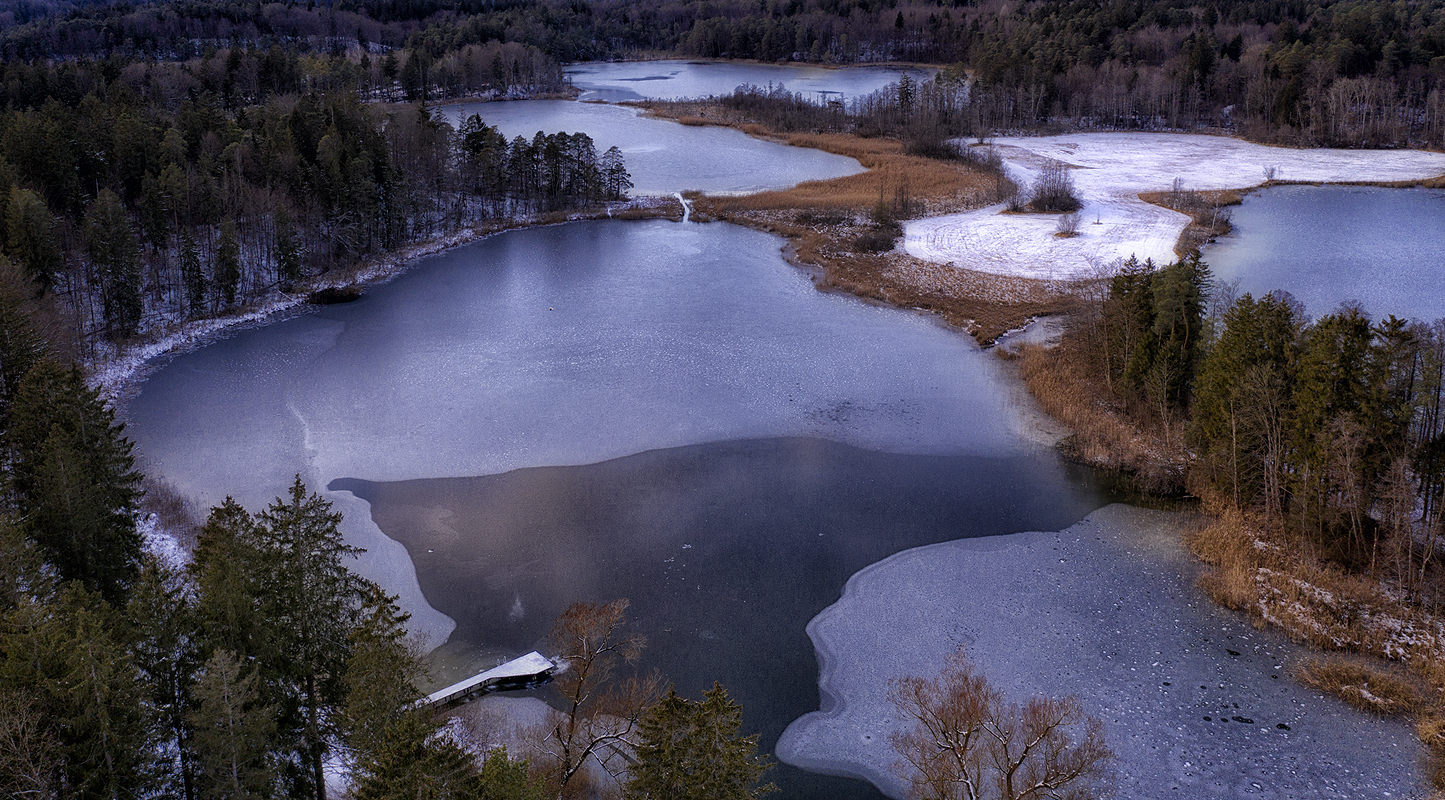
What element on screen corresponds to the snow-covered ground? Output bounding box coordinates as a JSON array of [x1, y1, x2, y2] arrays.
[[778, 504, 1427, 799], [904, 133, 1445, 281]]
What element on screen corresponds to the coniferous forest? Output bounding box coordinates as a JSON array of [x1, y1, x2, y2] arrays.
[[0, 0, 1443, 797]]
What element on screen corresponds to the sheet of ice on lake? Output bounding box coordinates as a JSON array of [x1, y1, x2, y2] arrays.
[[437, 100, 864, 196], [562, 60, 936, 103], [124, 220, 1038, 645], [780, 504, 1425, 799]]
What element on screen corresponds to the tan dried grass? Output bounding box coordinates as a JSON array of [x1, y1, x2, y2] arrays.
[[1015, 340, 1183, 489], [1296, 657, 1419, 714], [709, 133, 998, 215]]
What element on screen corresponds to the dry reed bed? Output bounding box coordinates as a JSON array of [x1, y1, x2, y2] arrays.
[[1186, 511, 1445, 669], [713, 131, 1002, 216], [1187, 507, 1445, 785], [1013, 340, 1186, 491]]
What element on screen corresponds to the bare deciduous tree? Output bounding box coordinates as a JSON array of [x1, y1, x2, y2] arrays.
[[536, 598, 663, 798], [889, 649, 1113, 800], [1030, 159, 1080, 213], [0, 690, 60, 800]]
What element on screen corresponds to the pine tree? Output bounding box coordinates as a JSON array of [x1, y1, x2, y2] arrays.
[[1149, 253, 1212, 410], [0, 263, 51, 437], [476, 749, 549, 800], [6, 358, 142, 604], [344, 589, 481, 800], [187, 650, 276, 800], [191, 498, 272, 662], [256, 477, 368, 800], [625, 683, 775, 800], [0, 584, 155, 800], [1190, 292, 1300, 511], [215, 219, 241, 309], [1289, 306, 1385, 557], [5, 187, 62, 294], [275, 209, 303, 292], [127, 560, 202, 800], [85, 189, 143, 339], [180, 231, 207, 317], [601, 146, 632, 201]]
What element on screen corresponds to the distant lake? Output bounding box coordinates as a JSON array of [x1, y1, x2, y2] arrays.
[[437, 99, 864, 195], [1204, 185, 1445, 321], [564, 60, 935, 103]]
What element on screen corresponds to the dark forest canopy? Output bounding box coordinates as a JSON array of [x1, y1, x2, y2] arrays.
[[0, 0, 1441, 148]]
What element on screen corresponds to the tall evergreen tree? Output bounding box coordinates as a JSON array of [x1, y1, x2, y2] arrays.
[[127, 560, 202, 800], [180, 231, 207, 317], [6, 358, 142, 604], [5, 186, 62, 295], [274, 209, 303, 292], [187, 650, 276, 800], [85, 189, 143, 339], [256, 477, 368, 800], [625, 683, 775, 800], [1149, 253, 1212, 410], [1190, 292, 1300, 512], [0, 262, 51, 437], [344, 584, 510, 800], [191, 498, 271, 663], [0, 584, 155, 800], [1289, 305, 1387, 557], [215, 219, 241, 309]]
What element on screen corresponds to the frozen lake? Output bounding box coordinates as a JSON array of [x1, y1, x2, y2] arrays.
[[121, 63, 1436, 800], [1204, 184, 1445, 321], [564, 59, 934, 103], [437, 99, 864, 196], [124, 219, 1095, 799]]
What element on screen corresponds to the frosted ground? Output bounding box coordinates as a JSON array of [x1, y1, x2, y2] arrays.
[[778, 504, 1426, 799], [903, 132, 1445, 280]]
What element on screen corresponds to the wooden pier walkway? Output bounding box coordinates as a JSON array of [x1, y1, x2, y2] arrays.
[[421, 651, 560, 711]]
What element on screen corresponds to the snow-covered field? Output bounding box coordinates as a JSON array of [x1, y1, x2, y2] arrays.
[[904, 133, 1445, 281], [777, 504, 1426, 799]]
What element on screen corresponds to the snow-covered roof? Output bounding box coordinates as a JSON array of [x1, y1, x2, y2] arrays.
[[423, 651, 558, 708]]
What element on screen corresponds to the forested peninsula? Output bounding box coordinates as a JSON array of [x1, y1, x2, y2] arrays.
[[1, 0, 1445, 798]]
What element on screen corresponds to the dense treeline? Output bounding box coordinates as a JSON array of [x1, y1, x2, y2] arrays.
[[4, 0, 1444, 148], [0, 43, 626, 350], [0, 265, 503, 798], [1077, 254, 1445, 595]]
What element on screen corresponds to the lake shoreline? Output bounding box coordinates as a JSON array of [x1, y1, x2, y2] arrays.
[[778, 503, 1429, 799], [94, 198, 683, 408]]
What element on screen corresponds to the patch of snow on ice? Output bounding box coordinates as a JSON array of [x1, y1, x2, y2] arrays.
[[904, 133, 1445, 280]]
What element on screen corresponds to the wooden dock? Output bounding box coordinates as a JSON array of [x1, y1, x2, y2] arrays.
[[421, 651, 561, 711]]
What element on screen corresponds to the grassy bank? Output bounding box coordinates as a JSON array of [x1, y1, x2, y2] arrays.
[[1186, 505, 1445, 786]]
